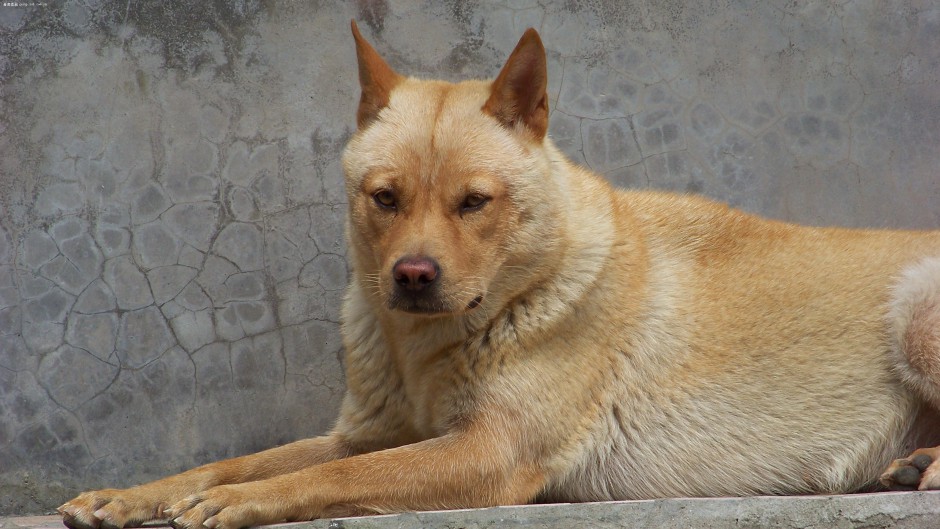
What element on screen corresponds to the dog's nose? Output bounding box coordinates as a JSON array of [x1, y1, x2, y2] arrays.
[[393, 256, 440, 291]]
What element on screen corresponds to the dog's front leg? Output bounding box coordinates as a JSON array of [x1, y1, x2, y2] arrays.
[[59, 434, 355, 529], [165, 428, 544, 529]]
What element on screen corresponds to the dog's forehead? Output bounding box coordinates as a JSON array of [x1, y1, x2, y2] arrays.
[[390, 78, 493, 139], [346, 78, 528, 182]]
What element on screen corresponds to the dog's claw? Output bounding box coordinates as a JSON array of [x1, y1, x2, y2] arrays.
[[170, 512, 192, 529]]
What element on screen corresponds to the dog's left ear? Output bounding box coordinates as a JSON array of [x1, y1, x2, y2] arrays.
[[483, 28, 549, 140], [351, 20, 402, 129]]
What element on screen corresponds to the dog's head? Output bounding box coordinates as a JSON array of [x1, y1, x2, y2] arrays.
[[342, 22, 560, 317]]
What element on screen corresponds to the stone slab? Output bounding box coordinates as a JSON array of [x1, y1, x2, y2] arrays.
[[4, 492, 940, 529]]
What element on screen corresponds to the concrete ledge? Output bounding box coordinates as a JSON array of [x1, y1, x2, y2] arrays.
[[4, 492, 940, 529]]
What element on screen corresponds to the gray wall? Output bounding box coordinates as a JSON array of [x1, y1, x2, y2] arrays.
[[1, 0, 938, 516]]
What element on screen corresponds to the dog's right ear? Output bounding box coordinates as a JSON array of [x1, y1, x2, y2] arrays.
[[351, 20, 402, 129]]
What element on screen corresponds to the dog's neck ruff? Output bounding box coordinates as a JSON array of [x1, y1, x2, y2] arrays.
[[465, 143, 618, 349]]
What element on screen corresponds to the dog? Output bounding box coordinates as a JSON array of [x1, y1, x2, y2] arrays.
[[59, 21, 940, 529]]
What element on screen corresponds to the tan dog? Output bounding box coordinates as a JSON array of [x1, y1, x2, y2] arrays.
[[59, 22, 940, 529]]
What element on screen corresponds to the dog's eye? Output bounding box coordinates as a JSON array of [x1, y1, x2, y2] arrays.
[[461, 193, 489, 213], [373, 190, 397, 210]]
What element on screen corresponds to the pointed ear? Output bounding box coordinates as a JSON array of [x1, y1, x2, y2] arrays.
[[482, 28, 549, 140], [351, 20, 403, 129]]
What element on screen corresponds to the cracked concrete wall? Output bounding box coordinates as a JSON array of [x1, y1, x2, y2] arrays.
[[0, 0, 938, 516]]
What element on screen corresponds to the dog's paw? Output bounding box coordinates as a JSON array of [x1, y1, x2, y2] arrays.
[[165, 485, 277, 529], [58, 489, 168, 529], [880, 446, 940, 491]]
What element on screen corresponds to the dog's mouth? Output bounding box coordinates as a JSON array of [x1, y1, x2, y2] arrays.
[[388, 293, 485, 315]]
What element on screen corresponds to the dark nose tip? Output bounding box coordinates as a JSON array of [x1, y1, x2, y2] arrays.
[[393, 256, 440, 291]]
